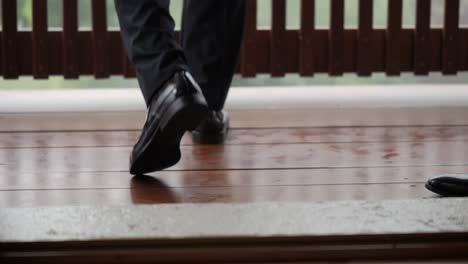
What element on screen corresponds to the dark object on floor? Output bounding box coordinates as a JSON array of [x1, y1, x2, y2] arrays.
[[425, 174, 468, 197], [192, 110, 230, 144], [130, 71, 209, 175]]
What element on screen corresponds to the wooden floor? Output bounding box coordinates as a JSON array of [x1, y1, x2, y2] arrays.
[[2, 114, 468, 263], [1, 122, 467, 208]]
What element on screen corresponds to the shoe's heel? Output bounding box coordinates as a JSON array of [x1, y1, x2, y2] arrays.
[[192, 129, 228, 144], [158, 94, 209, 144]]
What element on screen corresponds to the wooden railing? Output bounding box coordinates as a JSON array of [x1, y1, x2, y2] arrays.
[[0, 0, 467, 79]]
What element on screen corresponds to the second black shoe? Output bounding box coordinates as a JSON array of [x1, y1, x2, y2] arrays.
[[130, 71, 209, 175], [425, 174, 468, 197], [192, 110, 229, 144]]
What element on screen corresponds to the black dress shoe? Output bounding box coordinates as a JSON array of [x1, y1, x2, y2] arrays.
[[130, 71, 209, 175], [191, 110, 229, 144], [425, 174, 468, 197]]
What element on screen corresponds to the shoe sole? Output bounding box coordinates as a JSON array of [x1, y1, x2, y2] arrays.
[[130, 95, 209, 175], [425, 182, 445, 196], [425, 182, 468, 197]]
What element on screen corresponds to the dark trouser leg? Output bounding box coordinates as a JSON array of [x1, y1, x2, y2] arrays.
[[114, 0, 188, 106], [181, 0, 245, 111]]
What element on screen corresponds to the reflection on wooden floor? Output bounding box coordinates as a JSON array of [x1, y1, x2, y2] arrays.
[[1, 125, 467, 207]]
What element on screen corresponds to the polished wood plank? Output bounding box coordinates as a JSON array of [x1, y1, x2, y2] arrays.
[[1, 141, 467, 173], [0, 183, 434, 207], [3, 107, 468, 132], [1, 125, 467, 208], [0, 130, 141, 148], [1, 126, 468, 148], [1, 166, 466, 191]]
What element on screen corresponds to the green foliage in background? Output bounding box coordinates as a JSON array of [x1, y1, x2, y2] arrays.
[[1, 0, 468, 89]]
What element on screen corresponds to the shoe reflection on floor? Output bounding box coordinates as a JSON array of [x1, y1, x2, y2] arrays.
[[131, 175, 178, 204]]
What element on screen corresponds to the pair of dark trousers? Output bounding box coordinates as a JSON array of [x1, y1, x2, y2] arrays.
[[114, 0, 245, 111]]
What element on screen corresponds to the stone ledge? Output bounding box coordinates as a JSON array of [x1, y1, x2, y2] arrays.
[[1, 198, 467, 243], [2, 199, 468, 262]]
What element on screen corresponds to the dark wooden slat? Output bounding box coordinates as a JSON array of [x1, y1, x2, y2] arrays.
[[62, 0, 79, 79], [122, 51, 135, 77], [299, 0, 315, 76], [1, 141, 468, 173], [329, 0, 345, 76], [2, 165, 466, 191], [108, 32, 123, 74], [357, 0, 373, 76], [91, 0, 110, 78], [465, 30, 468, 71], [386, 0, 403, 76], [270, 0, 286, 76], [464, 28, 468, 71], [0, 31, 2, 75], [240, 0, 257, 77], [429, 29, 443, 72], [442, 0, 460, 75], [32, 0, 49, 79], [48, 30, 62, 74], [2, 126, 468, 148], [1, 0, 18, 79], [118, 25, 135, 77], [0, 183, 434, 207], [414, 0, 431, 75], [15, 31, 33, 75]]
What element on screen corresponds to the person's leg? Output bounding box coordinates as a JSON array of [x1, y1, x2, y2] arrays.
[[115, 0, 188, 106], [114, 0, 209, 174], [181, 0, 245, 111]]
